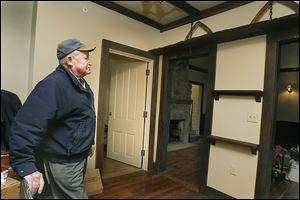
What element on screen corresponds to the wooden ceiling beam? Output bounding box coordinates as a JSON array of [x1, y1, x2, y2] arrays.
[[92, 1, 255, 32], [92, 1, 163, 30], [167, 1, 201, 16], [161, 1, 253, 32]]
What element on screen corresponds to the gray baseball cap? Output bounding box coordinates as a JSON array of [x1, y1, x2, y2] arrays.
[[57, 38, 96, 59]]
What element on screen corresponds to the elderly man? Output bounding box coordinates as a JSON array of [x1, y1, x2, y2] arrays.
[[9, 39, 96, 199]]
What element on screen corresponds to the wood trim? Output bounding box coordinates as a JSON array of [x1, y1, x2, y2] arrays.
[[211, 90, 263, 102], [189, 80, 205, 85], [189, 65, 208, 73], [96, 39, 159, 173], [152, 14, 299, 54], [251, 1, 271, 24], [155, 54, 172, 171], [280, 67, 299, 72], [168, 1, 201, 16], [255, 28, 299, 198], [169, 53, 210, 61], [161, 1, 253, 32], [185, 21, 213, 41], [208, 135, 259, 155], [96, 41, 109, 173], [199, 44, 217, 191], [91, 1, 163, 30]]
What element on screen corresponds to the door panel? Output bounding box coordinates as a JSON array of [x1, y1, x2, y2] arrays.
[[107, 61, 147, 168]]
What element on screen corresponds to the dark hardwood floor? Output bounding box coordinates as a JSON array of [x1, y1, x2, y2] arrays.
[[91, 141, 299, 199], [271, 179, 299, 199]]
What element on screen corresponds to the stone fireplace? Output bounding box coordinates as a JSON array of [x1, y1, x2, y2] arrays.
[[169, 119, 183, 142], [169, 60, 192, 144]]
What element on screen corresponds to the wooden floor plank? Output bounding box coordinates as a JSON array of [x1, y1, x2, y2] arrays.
[[92, 142, 298, 199]]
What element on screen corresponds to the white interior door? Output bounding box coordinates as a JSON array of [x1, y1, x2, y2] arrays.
[[107, 59, 147, 168]]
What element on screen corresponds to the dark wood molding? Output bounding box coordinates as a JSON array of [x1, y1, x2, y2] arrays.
[[161, 1, 253, 32], [208, 135, 259, 155], [185, 21, 213, 40], [169, 52, 210, 61], [96, 39, 159, 173], [189, 65, 208, 73], [155, 54, 172, 171], [189, 80, 205, 85], [199, 44, 217, 191], [255, 28, 299, 199], [91, 1, 163, 30], [280, 67, 299, 72], [96, 41, 109, 174], [167, 1, 201, 16], [251, 1, 271, 24], [211, 90, 263, 102], [198, 1, 253, 20]]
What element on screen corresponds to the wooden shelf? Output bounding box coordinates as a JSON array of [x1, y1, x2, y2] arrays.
[[207, 135, 259, 155], [211, 90, 263, 102]]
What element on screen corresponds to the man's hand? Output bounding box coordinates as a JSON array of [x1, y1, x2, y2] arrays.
[[89, 144, 96, 157], [24, 171, 44, 195]]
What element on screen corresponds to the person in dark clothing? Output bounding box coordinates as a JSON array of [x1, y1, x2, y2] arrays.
[[9, 38, 96, 199], [1, 90, 22, 153]]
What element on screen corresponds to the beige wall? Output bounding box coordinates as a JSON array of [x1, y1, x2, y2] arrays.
[[208, 143, 258, 199], [213, 36, 266, 143], [1, 1, 35, 103], [208, 36, 266, 199]]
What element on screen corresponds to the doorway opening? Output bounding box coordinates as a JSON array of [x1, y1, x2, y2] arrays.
[[190, 82, 205, 138], [96, 40, 158, 179], [165, 53, 210, 190], [271, 40, 299, 196]]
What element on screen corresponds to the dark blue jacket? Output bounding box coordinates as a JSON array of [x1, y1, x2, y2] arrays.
[[9, 65, 96, 178], [1, 90, 22, 152]]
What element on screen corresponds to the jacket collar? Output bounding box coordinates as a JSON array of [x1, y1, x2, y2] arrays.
[[56, 65, 90, 92]]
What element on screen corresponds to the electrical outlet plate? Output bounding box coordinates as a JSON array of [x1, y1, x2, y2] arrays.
[[247, 112, 258, 123]]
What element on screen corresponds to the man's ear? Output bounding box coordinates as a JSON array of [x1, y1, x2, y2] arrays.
[[66, 55, 73, 66]]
